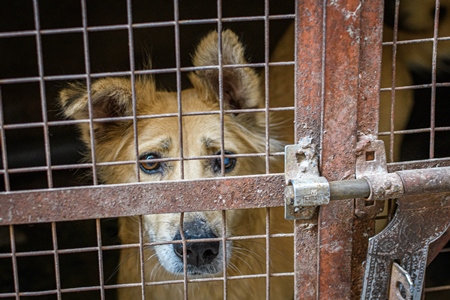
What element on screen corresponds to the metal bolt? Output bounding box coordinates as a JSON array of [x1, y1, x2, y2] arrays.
[[384, 180, 392, 189]]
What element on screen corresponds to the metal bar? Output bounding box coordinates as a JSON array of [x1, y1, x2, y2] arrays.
[[264, 0, 271, 174], [95, 219, 106, 300], [293, 0, 324, 296], [138, 216, 147, 300], [51, 222, 62, 300], [32, 0, 53, 188], [0, 14, 296, 39], [80, 0, 98, 185], [9, 225, 19, 300], [329, 179, 370, 200], [265, 207, 270, 300], [0, 61, 296, 85], [0, 174, 285, 225], [318, 0, 362, 298], [387, 157, 450, 171], [179, 213, 189, 300], [2, 166, 449, 226], [397, 166, 450, 195], [126, 0, 140, 182], [428, 0, 442, 159], [221, 210, 228, 299], [173, 0, 184, 180], [0, 86, 11, 192], [388, 0, 401, 163], [352, 2, 385, 295]]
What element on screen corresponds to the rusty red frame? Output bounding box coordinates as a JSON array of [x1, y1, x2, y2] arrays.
[[0, 0, 449, 299]]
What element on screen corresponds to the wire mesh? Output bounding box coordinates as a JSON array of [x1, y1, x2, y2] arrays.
[[0, 0, 296, 299], [0, 0, 449, 299]]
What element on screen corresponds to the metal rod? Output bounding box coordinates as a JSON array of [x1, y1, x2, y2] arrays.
[[329, 179, 370, 200]]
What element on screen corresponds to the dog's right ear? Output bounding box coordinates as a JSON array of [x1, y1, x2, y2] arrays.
[[189, 30, 263, 111], [59, 77, 145, 144], [59, 78, 135, 122]]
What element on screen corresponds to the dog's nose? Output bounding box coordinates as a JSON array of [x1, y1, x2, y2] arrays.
[[173, 222, 219, 267]]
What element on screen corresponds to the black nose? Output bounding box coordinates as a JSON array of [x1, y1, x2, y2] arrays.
[[173, 222, 219, 268]]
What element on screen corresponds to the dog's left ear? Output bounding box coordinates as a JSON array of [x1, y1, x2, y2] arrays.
[[189, 30, 263, 110]]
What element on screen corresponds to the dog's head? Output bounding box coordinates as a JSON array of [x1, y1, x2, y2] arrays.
[[385, 0, 450, 72], [59, 30, 284, 276]]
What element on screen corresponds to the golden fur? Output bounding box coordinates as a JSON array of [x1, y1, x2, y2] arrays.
[[60, 30, 293, 299]]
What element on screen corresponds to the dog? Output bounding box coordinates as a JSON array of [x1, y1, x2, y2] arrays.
[[59, 30, 294, 299]]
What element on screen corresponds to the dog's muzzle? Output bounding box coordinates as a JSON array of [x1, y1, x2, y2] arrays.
[[172, 220, 220, 274]]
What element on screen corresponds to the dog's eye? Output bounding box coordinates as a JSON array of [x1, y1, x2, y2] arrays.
[[213, 150, 236, 173], [139, 153, 163, 174]]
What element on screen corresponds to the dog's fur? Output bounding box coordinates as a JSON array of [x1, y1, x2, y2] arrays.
[[59, 30, 293, 299]]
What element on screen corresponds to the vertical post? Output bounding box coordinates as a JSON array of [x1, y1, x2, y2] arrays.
[[294, 0, 325, 297], [352, 0, 384, 298], [317, 0, 361, 298], [294, 0, 384, 298]]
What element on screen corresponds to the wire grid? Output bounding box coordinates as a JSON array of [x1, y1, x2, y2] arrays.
[[0, 0, 295, 298], [376, 1, 450, 298], [1, 0, 449, 298], [0, 2, 296, 191], [378, 0, 450, 164]]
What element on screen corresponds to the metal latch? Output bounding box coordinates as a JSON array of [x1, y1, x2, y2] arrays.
[[284, 136, 450, 298], [284, 137, 330, 220]]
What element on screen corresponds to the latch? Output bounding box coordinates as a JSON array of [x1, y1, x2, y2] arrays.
[[284, 136, 450, 298], [284, 137, 330, 220], [284, 135, 450, 216]]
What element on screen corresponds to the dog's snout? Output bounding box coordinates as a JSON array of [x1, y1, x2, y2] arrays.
[[173, 239, 219, 267], [173, 221, 219, 268]]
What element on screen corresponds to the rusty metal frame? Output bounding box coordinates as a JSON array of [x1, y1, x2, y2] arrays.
[[1, 0, 450, 299], [293, 0, 384, 298]]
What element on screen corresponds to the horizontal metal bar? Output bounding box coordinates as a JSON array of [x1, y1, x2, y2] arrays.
[[329, 179, 370, 200], [0, 14, 295, 38], [291, 166, 450, 202], [387, 158, 450, 172], [381, 35, 450, 46], [0, 61, 295, 85], [2, 167, 449, 225], [0, 174, 285, 225], [397, 167, 450, 196]]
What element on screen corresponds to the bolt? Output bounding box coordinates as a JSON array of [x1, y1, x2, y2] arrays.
[[376, 187, 385, 197], [384, 180, 392, 189]]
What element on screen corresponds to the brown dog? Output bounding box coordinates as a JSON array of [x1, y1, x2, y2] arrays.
[[59, 30, 293, 299]]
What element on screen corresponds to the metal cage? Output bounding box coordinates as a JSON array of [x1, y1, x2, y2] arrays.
[[0, 0, 449, 299]]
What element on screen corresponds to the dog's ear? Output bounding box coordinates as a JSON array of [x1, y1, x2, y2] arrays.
[[59, 77, 141, 146], [189, 30, 263, 110], [59, 78, 134, 122]]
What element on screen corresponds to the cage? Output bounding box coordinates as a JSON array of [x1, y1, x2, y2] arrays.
[[0, 0, 449, 299]]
